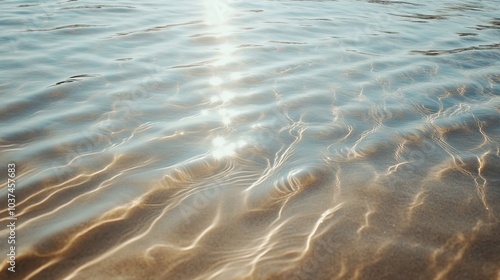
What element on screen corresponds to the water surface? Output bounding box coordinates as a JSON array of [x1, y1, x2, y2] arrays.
[[1, 0, 499, 279]]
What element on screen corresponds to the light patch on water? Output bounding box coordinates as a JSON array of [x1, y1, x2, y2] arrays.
[[230, 72, 242, 81], [209, 76, 223, 86], [204, 0, 233, 25], [211, 136, 247, 159], [214, 43, 237, 66], [212, 136, 236, 158], [220, 90, 234, 102], [217, 108, 236, 125]]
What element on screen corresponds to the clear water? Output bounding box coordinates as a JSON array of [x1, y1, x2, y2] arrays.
[[1, 0, 499, 279]]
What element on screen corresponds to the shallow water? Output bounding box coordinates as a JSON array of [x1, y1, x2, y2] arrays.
[[1, 0, 499, 279]]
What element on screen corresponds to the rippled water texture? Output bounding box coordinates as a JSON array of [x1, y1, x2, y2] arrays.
[[1, 0, 499, 279]]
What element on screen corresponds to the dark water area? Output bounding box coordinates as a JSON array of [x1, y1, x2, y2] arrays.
[[1, 0, 499, 279]]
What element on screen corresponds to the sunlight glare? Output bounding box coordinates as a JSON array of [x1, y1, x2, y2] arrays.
[[230, 72, 242, 81], [221, 90, 233, 102], [212, 136, 237, 159], [204, 0, 232, 25], [210, 77, 223, 86]]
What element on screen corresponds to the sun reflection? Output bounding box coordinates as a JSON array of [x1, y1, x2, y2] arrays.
[[204, 0, 248, 160], [214, 43, 236, 66], [210, 76, 223, 86], [210, 96, 220, 103], [213, 136, 226, 147], [210, 91, 234, 104], [218, 108, 235, 117], [219, 44, 233, 55], [230, 72, 242, 81], [211, 136, 247, 159], [218, 108, 236, 125], [220, 90, 233, 102], [204, 0, 232, 25]]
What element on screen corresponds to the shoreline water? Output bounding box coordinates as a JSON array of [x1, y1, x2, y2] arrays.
[[1, 0, 499, 279]]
